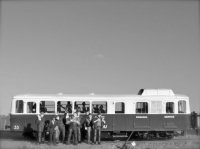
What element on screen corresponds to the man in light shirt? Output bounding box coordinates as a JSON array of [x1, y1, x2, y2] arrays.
[[92, 112, 106, 145]]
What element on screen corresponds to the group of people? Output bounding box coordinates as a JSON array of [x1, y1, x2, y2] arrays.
[[33, 101, 106, 114], [35, 109, 106, 146], [58, 101, 106, 114]]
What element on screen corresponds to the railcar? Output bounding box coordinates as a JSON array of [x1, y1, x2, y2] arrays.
[[10, 89, 191, 139]]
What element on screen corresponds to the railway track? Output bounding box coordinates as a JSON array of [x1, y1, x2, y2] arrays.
[[0, 131, 199, 142], [0, 131, 199, 149]]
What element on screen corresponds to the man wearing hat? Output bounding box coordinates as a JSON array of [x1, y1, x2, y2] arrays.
[[47, 115, 58, 146], [92, 112, 106, 145], [35, 112, 45, 144]]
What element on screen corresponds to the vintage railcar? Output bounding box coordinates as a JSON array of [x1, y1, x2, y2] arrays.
[[10, 89, 191, 139]]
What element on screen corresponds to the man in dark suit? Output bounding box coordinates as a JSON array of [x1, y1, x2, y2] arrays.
[[35, 112, 45, 144], [47, 116, 58, 146], [81, 111, 89, 141], [84, 113, 93, 144]]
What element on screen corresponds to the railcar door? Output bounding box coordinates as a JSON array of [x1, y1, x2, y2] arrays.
[[163, 101, 177, 129], [113, 102, 126, 131], [134, 102, 150, 129], [113, 115, 126, 131]]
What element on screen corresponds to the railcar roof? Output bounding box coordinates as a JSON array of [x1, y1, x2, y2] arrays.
[[13, 93, 188, 99], [13, 94, 140, 98]]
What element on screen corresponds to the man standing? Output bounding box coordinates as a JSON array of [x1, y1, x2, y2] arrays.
[[81, 111, 89, 140], [76, 109, 82, 143], [47, 116, 58, 146], [56, 114, 66, 144], [84, 113, 93, 144], [35, 112, 45, 144], [66, 112, 79, 145], [92, 112, 106, 145], [55, 115, 60, 143], [64, 109, 70, 141]]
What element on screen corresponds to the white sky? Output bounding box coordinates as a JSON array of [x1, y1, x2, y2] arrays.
[[0, 0, 200, 115]]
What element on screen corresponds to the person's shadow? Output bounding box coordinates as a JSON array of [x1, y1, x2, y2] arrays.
[[22, 123, 36, 139]]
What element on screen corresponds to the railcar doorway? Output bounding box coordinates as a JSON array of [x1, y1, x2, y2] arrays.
[[134, 102, 150, 129], [113, 102, 126, 131]]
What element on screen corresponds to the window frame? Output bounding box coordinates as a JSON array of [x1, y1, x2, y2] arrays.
[[26, 101, 37, 114], [56, 100, 73, 114], [114, 101, 125, 114], [150, 100, 163, 114], [73, 101, 91, 114], [178, 100, 187, 114], [15, 100, 24, 113], [135, 102, 149, 114], [92, 101, 107, 114], [166, 102, 174, 114], [39, 100, 56, 114]]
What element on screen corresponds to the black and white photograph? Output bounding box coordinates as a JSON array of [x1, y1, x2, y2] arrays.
[[0, 0, 200, 149]]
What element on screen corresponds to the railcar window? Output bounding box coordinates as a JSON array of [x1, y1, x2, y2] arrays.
[[166, 102, 174, 113], [151, 101, 162, 114], [115, 102, 125, 113], [74, 101, 90, 113], [178, 100, 186, 113], [57, 101, 72, 113], [16, 100, 24, 113], [40, 101, 55, 113], [27, 102, 36, 113], [136, 102, 148, 113], [92, 101, 107, 113]]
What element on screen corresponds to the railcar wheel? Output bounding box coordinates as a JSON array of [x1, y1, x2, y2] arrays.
[[167, 133, 174, 139], [143, 133, 149, 140]]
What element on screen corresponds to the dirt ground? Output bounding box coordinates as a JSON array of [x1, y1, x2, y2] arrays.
[[0, 135, 199, 149]]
